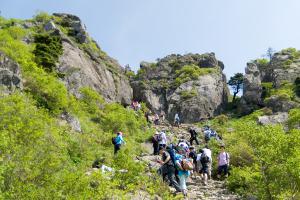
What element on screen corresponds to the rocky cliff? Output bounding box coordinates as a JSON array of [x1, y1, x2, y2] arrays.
[[240, 48, 300, 115], [131, 53, 229, 123], [22, 13, 133, 105]]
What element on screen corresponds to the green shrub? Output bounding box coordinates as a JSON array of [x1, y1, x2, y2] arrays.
[[33, 11, 52, 23], [261, 82, 273, 99], [179, 89, 197, 100], [174, 64, 217, 86], [33, 33, 63, 72], [294, 77, 300, 97], [214, 114, 229, 125]]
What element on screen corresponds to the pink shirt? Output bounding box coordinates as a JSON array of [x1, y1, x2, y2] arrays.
[[218, 152, 229, 166]]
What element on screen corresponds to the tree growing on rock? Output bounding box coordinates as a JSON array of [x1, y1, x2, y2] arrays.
[[228, 73, 244, 102]]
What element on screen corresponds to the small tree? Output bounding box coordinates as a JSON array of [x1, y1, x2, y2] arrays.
[[264, 47, 276, 60], [228, 73, 244, 102]]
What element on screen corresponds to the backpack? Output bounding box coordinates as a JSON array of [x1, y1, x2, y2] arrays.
[[112, 137, 117, 145], [200, 153, 210, 164], [181, 159, 194, 170], [166, 144, 176, 165]]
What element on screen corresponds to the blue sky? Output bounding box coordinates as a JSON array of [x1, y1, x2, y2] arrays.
[[1, 0, 300, 78]]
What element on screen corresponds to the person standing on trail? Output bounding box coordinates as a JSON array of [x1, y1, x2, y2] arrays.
[[158, 130, 167, 149], [202, 145, 212, 179], [217, 145, 230, 179], [113, 132, 125, 154], [157, 147, 181, 193], [154, 113, 160, 125], [199, 149, 210, 185], [174, 113, 180, 127], [189, 127, 199, 145], [152, 131, 160, 155]]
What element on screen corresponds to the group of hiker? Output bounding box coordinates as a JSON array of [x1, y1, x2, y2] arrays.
[[153, 127, 230, 196], [130, 100, 141, 111]]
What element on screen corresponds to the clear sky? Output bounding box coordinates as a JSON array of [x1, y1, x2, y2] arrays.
[[1, 0, 300, 78]]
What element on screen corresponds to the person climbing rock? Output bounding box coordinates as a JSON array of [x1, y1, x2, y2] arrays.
[[158, 130, 167, 149], [152, 131, 160, 155], [157, 147, 181, 193], [113, 131, 125, 154], [217, 145, 230, 179], [189, 127, 199, 145], [175, 148, 190, 197]]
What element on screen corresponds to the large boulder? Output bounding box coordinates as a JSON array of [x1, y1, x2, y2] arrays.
[[239, 62, 263, 114], [258, 112, 288, 126], [132, 53, 229, 123], [0, 52, 23, 93]]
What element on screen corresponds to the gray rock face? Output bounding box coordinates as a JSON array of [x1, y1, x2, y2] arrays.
[[258, 112, 288, 125], [132, 53, 229, 123], [240, 48, 300, 114], [239, 62, 263, 114], [58, 40, 132, 105], [0, 52, 23, 92], [61, 111, 82, 132], [53, 13, 89, 43], [44, 21, 57, 31]]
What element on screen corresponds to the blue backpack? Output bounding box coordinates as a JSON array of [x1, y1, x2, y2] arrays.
[[166, 144, 176, 165]]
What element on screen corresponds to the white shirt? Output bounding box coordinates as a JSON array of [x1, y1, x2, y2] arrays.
[[158, 131, 167, 145], [202, 148, 212, 162]]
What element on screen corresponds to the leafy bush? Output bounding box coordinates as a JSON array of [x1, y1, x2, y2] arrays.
[[294, 77, 300, 97], [175, 64, 217, 86], [179, 89, 197, 100], [214, 114, 229, 125], [33, 33, 63, 72], [33, 11, 52, 23]]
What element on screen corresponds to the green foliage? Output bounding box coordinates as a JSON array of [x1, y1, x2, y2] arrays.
[[261, 82, 273, 99], [294, 77, 300, 97], [175, 64, 217, 86], [179, 89, 197, 100], [214, 114, 229, 125], [206, 109, 300, 199], [256, 58, 269, 69], [33, 11, 52, 23], [281, 48, 300, 68], [33, 33, 63, 72]]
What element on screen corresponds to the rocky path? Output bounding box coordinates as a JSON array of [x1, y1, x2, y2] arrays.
[[139, 122, 240, 200]]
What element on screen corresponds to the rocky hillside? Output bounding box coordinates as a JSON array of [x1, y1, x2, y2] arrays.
[[240, 48, 300, 117], [20, 13, 132, 105], [132, 53, 229, 123]]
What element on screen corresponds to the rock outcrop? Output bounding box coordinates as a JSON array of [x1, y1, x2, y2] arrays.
[[132, 53, 229, 123], [37, 13, 133, 105], [0, 52, 23, 93], [240, 48, 300, 114], [258, 112, 289, 126]]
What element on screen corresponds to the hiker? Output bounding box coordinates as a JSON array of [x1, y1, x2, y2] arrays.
[[203, 127, 211, 143], [217, 145, 230, 179], [154, 113, 160, 125], [199, 149, 210, 185], [145, 110, 152, 123], [178, 139, 189, 153], [158, 130, 167, 149], [113, 132, 125, 154], [157, 147, 181, 193], [174, 113, 180, 127], [175, 148, 191, 197], [152, 131, 160, 155], [160, 110, 165, 123], [189, 127, 199, 145], [202, 145, 212, 179], [188, 146, 198, 177]]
